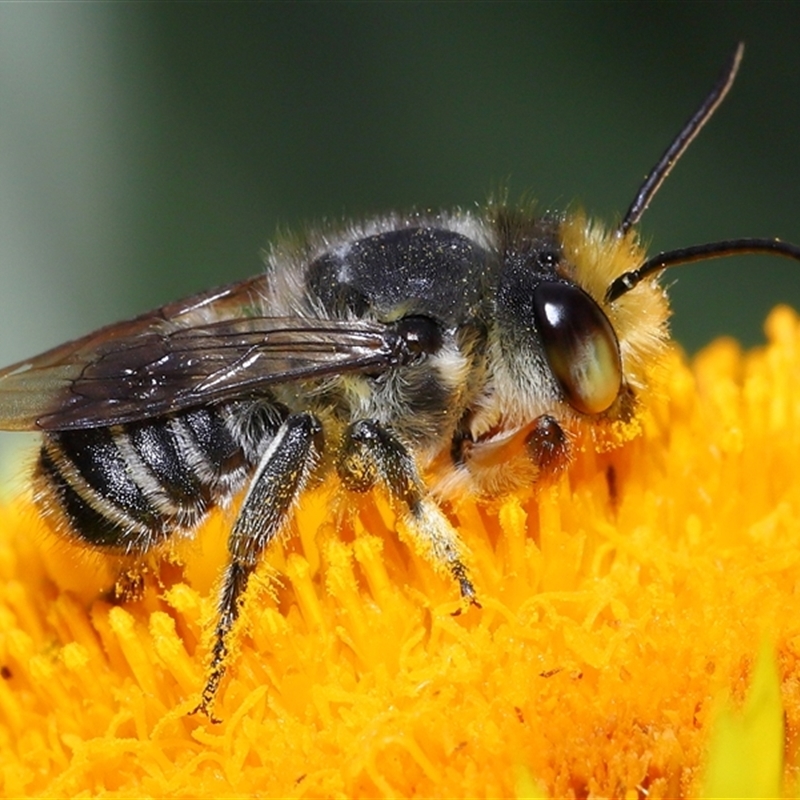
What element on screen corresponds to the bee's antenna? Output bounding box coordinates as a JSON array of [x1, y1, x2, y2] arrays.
[[617, 42, 744, 236], [605, 238, 800, 304]]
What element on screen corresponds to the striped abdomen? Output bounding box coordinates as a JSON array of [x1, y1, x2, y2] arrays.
[[34, 406, 258, 555]]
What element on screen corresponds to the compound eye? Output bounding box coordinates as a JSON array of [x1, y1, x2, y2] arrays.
[[532, 282, 622, 415]]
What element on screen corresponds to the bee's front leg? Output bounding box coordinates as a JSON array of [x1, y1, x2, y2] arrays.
[[525, 414, 571, 477], [338, 419, 477, 603], [193, 412, 323, 721]]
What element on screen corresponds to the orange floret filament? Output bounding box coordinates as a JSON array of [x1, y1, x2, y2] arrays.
[[2, 307, 800, 797]]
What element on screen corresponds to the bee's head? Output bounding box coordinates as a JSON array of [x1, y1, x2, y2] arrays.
[[497, 42, 800, 424], [493, 211, 667, 423]]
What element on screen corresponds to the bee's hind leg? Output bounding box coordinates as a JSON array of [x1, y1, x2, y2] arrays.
[[192, 412, 323, 721], [337, 419, 477, 604]]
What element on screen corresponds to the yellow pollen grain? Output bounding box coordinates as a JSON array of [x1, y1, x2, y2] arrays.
[[2, 307, 800, 796]]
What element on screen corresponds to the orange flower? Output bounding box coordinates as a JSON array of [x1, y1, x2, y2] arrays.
[[2, 308, 800, 798]]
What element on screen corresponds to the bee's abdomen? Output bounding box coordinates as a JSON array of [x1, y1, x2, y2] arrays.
[[34, 407, 250, 553]]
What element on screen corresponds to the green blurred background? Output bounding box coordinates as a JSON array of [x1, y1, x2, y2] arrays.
[[0, 2, 799, 364]]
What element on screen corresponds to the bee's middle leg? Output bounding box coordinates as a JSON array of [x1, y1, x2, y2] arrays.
[[337, 419, 476, 603], [193, 412, 323, 720]]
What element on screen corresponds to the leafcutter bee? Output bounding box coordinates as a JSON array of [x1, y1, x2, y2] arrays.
[[0, 43, 798, 720]]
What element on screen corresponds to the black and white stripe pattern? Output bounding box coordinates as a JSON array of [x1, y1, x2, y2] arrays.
[[33, 405, 269, 555]]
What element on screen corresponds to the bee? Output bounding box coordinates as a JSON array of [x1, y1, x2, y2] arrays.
[[0, 43, 798, 720]]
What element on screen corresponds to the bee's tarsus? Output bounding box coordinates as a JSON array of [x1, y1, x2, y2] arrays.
[[110, 566, 147, 604], [190, 677, 224, 725], [525, 414, 570, 478], [453, 563, 478, 605]]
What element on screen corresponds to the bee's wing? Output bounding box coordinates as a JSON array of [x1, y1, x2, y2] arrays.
[[0, 276, 404, 431]]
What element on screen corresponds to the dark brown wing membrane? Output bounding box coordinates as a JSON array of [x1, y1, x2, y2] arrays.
[[0, 276, 405, 431]]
